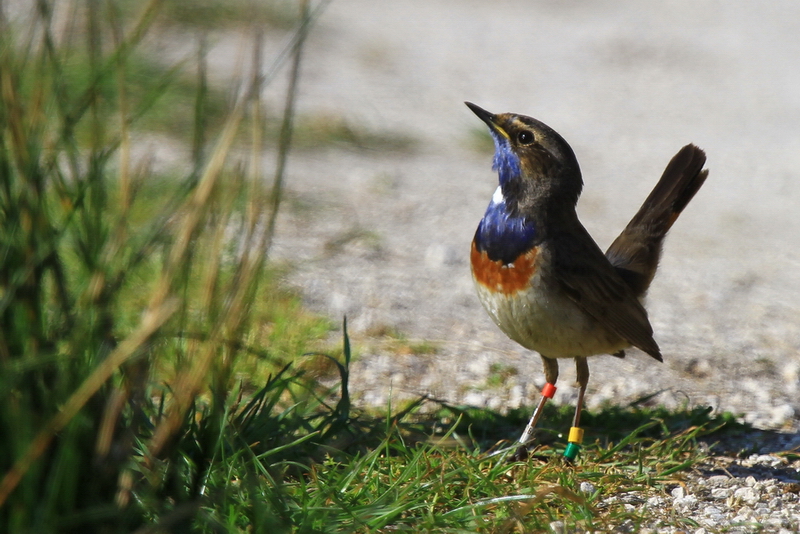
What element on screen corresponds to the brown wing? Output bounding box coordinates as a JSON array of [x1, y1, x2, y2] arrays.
[[552, 226, 663, 361]]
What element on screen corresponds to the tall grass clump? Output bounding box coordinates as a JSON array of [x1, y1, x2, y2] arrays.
[[0, 0, 337, 531]]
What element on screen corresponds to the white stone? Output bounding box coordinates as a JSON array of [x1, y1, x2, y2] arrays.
[[743, 454, 785, 468], [703, 505, 723, 516], [754, 504, 771, 516], [764, 517, 788, 529], [508, 385, 523, 407], [783, 360, 800, 390], [711, 488, 732, 499], [734, 487, 760, 506], [674, 494, 698, 510], [707, 475, 730, 486], [462, 391, 485, 406], [466, 356, 489, 377]]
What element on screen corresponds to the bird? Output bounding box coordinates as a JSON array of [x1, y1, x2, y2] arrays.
[[466, 102, 708, 460]]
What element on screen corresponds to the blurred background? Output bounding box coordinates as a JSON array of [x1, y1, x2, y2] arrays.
[[258, 1, 800, 428], [4, 0, 799, 425]]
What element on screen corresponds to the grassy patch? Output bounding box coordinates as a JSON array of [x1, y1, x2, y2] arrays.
[[111, 339, 745, 532], [363, 324, 441, 356], [0, 1, 330, 530], [486, 362, 520, 388], [155, 0, 301, 30], [285, 112, 419, 152]]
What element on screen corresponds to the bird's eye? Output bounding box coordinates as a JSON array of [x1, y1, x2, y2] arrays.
[[517, 130, 534, 145]]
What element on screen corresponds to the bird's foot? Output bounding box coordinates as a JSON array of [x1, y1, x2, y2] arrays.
[[511, 444, 529, 462]]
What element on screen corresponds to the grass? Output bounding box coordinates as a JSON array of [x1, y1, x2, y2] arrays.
[[284, 112, 419, 153], [361, 324, 441, 357], [0, 1, 755, 532], [486, 362, 520, 388], [129, 346, 742, 533], [155, 0, 302, 31]]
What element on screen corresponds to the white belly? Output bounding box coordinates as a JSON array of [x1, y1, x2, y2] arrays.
[[473, 270, 628, 359]]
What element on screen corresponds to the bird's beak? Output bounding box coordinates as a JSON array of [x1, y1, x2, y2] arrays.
[[465, 102, 509, 140]]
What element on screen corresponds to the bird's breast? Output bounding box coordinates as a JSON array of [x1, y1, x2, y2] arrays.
[[471, 236, 629, 358], [471, 188, 626, 356], [470, 242, 539, 295]]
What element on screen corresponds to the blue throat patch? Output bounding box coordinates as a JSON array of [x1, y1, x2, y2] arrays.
[[475, 133, 536, 265], [491, 134, 521, 187], [473, 132, 537, 264], [474, 198, 537, 265]]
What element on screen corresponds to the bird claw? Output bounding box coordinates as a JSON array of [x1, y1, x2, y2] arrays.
[[511, 444, 529, 462]]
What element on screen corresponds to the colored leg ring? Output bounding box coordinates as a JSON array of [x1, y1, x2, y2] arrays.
[[541, 382, 557, 398], [563, 442, 581, 461], [564, 426, 584, 460], [567, 426, 584, 444]]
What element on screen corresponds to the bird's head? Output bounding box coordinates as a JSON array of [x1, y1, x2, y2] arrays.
[[466, 102, 583, 212]]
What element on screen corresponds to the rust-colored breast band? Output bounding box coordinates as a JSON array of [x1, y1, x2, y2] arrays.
[[471, 242, 538, 295]]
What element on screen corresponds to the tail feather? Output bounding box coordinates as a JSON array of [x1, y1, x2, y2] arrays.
[[606, 144, 708, 297]]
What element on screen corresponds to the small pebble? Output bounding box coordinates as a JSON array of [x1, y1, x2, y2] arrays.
[[674, 494, 698, 511], [707, 475, 730, 486], [734, 487, 759, 506], [764, 517, 788, 529], [711, 487, 731, 499], [755, 504, 771, 515], [703, 505, 722, 516]]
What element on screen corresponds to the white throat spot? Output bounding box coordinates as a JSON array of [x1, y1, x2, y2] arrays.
[[491, 186, 505, 205]]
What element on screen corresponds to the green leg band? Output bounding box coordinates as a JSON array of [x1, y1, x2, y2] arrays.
[[563, 442, 581, 461]]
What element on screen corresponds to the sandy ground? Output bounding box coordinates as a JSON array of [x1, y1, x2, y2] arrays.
[[259, 0, 800, 431]]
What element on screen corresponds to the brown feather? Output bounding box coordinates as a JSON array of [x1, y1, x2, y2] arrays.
[[606, 144, 709, 297]]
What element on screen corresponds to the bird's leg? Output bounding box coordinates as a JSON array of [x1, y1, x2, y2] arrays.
[[514, 356, 558, 459], [564, 356, 589, 462], [572, 356, 589, 428]]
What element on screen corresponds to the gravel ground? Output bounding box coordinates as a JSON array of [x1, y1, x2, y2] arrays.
[[261, 0, 800, 428], [591, 451, 800, 533]]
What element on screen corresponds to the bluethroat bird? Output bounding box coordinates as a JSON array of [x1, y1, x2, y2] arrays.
[[466, 102, 708, 460]]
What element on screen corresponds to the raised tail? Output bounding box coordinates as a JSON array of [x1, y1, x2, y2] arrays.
[[605, 144, 708, 297]]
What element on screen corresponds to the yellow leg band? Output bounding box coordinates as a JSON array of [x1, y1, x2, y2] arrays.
[[568, 426, 584, 444]]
